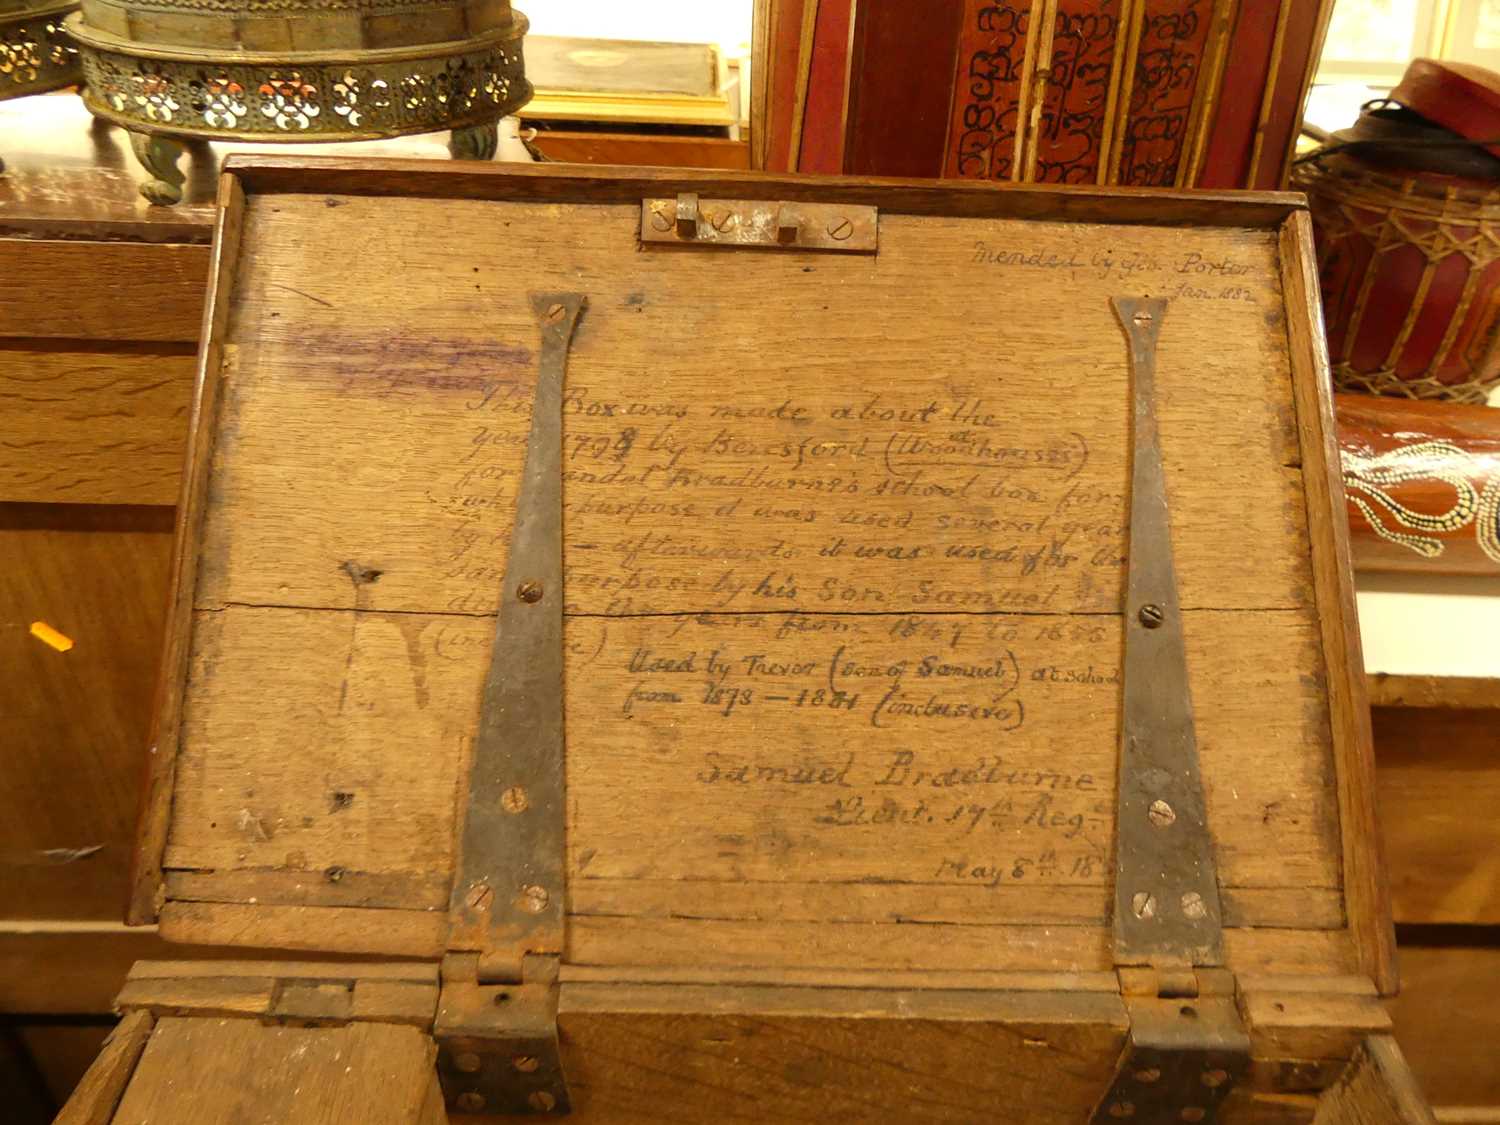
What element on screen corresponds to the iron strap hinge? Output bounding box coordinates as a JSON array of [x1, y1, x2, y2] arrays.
[[1090, 298, 1250, 1124], [1094, 968, 1251, 1123], [436, 952, 568, 1116], [437, 293, 586, 1116]]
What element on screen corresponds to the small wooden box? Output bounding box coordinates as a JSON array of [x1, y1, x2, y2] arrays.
[[130, 159, 1399, 1122]]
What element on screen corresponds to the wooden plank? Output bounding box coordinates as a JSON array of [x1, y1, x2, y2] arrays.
[[0, 925, 412, 1014], [165, 607, 1340, 919], [0, 345, 194, 506], [1387, 942, 1500, 1108], [0, 504, 174, 921], [129, 173, 246, 925], [1312, 1036, 1438, 1125], [124, 959, 438, 983], [0, 240, 209, 343], [557, 981, 1126, 1124], [1280, 211, 1396, 995], [221, 154, 1306, 228], [528, 133, 751, 169], [1242, 987, 1392, 1064], [158, 901, 448, 958], [113, 968, 438, 1027], [1374, 708, 1500, 925], [111, 1017, 439, 1124], [1368, 676, 1500, 711], [53, 1009, 153, 1125]]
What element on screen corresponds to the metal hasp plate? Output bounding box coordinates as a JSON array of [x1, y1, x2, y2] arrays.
[[1091, 297, 1250, 1125], [640, 193, 878, 253], [437, 293, 585, 1116]]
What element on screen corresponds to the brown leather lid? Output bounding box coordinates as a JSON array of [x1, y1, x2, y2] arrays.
[[1392, 58, 1500, 158]]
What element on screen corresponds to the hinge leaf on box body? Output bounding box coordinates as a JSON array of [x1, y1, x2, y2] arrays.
[[437, 293, 584, 1117], [1091, 298, 1250, 1125]]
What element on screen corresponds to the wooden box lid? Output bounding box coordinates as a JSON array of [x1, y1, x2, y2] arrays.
[[133, 160, 1390, 1007]]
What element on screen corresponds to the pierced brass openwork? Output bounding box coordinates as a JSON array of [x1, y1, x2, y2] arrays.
[[65, 0, 530, 203]]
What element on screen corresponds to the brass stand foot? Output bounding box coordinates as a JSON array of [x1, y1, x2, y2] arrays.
[[129, 131, 186, 206], [449, 121, 499, 162]]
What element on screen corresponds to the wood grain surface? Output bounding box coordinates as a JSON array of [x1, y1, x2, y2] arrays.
[[1312, 1036, 1438, 1125], [0, 345, 194, 506], [1387, 941, 1500, 1109], [0, 505, 174, 921], [108, 1017, 440, 1124], [52, 1010, 153, 1125], [141, 176, 1368, 993], [1375, 707, 1500, 925]]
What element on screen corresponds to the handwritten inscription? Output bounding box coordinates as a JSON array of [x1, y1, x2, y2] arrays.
[[597, 614, 1114, 887]]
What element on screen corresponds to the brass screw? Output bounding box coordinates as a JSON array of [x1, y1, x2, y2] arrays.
[[1180, 1109, 1206, 1123], [1138, 604, 1164, 628], [456, 1092, 485, 1113], [1148, 799, 1175, 828], [545, 303, 566, 323], [1131, 891, 1157, 920], [827, 217, 854, 241], [1202, 1069, 1229, 1089], [710, 210, 736, 233], [513, 1055, 541, 1073], [501, 785, 529, 813], [1108, 1102, 1136, 1118], [518, 884, 549, 913], [529, 1091, 558, 1112], [517, 580, 544, 603], [1134, 1068, 1161, 1084], [454, 1051, 482, 1074], [1181, 891, 1208, 920], [464, 882, 493, 911], [1133, 311, 1154, 326], [649, 205, 672, 232]]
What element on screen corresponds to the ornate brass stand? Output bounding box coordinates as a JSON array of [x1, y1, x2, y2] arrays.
[[0, 0, 82, 171], [65, 0, 529, 203]]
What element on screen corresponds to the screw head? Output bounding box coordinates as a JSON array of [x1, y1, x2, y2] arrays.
[[454, 1051, 482, 1074], [710, 210, 735, 233], [456, 1092, 485, 1112], [513, 1055, 541, 1073], [518, 884, 549, 913], [1138, 603, 1165, 628], [1148, 799, 1176, 827], [545, 303, 566, 323], [1133, 311, 1154, 326], [501, 785, 529, 813], [1181, 891, 1208, 920], [1180, 1109, 1206, 1122], [528, 1091, 558, 1112], [1131, 891, 1157, 920], [827, 217, 854, 240], [517, 580, 544, 603], [649, 205, 672, 232], [1134, 1067, 1161, 1084], [1108, 1101, 1136, 1118], [464, 882, 493, 911], [1202, 1068, 1229, 1089]]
